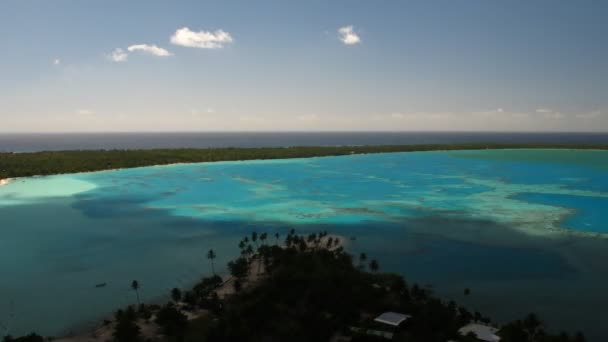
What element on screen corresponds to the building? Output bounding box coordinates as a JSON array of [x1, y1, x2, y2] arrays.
[[458, 323, 501, 342], [373, 312, 412, 327]]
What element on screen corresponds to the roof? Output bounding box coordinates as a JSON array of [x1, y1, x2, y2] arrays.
[[373, 312, 411, 327], [458, 323, 501, 342]]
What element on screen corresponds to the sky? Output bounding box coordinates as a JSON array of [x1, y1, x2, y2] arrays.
[[1, 0, 607, 132]]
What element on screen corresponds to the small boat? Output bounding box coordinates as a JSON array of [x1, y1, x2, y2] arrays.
[[95, 283, 107, 288]]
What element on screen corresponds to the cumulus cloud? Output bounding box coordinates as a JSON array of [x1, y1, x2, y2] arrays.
[[170, 27, 234, 49], [108, 48, 128, 62], [127, 44, 173, 57], [338, 25, 361, 45], [53, 59, 61, 65]]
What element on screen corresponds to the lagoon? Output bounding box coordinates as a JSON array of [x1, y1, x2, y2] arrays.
[[1, 149, 607, 339]]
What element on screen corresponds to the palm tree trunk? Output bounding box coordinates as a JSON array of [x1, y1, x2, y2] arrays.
[[211, 259, 215, 275]]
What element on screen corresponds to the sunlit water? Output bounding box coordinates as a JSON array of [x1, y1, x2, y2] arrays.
[[1, 150, 607, 340]]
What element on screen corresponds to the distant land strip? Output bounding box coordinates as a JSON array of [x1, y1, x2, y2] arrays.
[[1, 143, 607, 179]]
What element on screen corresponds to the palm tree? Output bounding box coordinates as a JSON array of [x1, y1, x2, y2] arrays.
[[131, 280, 140, 305], [171, 288, 182, 302], [369, 259, 379, 273], [274, 233, 280, 245], [523, 313, 543, 341], [464, 288, 471, 296], [260, 232, 267, 246], [207, 249, 217, 275], [245, 244, 254, 259], [359, 253, 367, 270], [285, 234, 293, 247], [251, 231, 258, 248]]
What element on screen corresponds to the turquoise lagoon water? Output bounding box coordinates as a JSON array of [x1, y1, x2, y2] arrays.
[[1, 149, 608, 339]]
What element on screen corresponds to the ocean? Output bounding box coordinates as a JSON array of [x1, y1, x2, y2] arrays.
[[1, 134, 608, 340], [1, 132, 608, 152]]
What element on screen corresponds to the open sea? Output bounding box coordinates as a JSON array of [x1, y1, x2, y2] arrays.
[[1, 133, 608, 340], [1, 132, 608, 152]]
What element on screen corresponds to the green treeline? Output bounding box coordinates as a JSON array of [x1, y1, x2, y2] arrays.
[[1, 144, 607, 179]]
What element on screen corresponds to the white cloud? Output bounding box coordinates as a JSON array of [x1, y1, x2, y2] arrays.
[[543, 112, 564, 119], [76, 109, 94, 116], [127, 44, 173, 57], [108, 48, 128, 62], [297, 114, 319, 121], [536, 108, 552, 113], [338, 25, 361, 45], [576, 110, 602, 119], [53, 59, 61, 65], [170, 27, 234, 49]]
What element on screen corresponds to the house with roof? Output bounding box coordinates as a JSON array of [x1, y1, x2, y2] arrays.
[[458, 323, 501, 342]]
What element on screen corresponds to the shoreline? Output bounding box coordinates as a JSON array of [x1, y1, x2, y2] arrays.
[[2, 145, 608, 182], [52, 233, 347, 342]]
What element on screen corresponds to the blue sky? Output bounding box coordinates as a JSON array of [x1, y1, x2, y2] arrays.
[[1, 0, 606, 132]]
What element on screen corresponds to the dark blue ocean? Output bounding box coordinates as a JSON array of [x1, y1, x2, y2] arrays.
[[1, 132, 607, 152]]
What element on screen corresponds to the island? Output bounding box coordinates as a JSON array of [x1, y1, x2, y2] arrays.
[[3, 231, 587, 342], [2, 143, 607, 180]]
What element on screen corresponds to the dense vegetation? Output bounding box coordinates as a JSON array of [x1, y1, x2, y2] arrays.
[[4, 231, 586, 342], [1, 144, 607, 179]]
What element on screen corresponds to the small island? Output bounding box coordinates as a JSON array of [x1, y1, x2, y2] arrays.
[[4, 231, 587, 342]]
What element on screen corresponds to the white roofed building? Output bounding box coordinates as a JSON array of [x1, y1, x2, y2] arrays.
[[458, 323, 501, 342], [373, 312, 412, 327]]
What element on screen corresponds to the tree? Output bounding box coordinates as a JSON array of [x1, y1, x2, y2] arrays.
[[131, 280, 141, 305], [359, 253, 367, 270], [113, 306, 141, 342], [2, 334, 44, 342], [522, 313, 543, 341], [228, 257, 249, 279], [233, 279, 242, 292], [285, 234, 293, 247], [464, 288, 471, 296], [274, 232, 280, 245], [155, 303, 188, 340], [260, 232, 268, 246], [207, 249, 217, 275], [369, 259, 379, 273], [251, 231, 258, 248], [171, 288, 182, 302], [245, 245, 254, 259]]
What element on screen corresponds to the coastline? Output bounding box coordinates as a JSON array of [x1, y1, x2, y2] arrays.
[[2, 145, 608, 182], [52, 233, 347, 342]]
